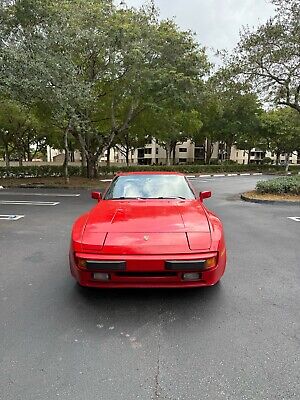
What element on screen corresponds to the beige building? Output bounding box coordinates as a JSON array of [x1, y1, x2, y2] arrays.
[[230, 146, 299, 165], [47, 141, 299, 165]]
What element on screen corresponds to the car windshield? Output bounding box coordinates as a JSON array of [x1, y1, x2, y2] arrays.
[[104, 174, 195, 200]]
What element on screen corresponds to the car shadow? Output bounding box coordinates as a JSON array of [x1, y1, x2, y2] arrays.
[[61, 282, 226, 337]]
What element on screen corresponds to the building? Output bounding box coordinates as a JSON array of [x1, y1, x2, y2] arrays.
[[46, 141, 299, 165]]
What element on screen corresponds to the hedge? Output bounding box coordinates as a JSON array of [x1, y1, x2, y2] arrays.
[[96, 164, 300, 175], [0, 163, 300, 179], [256, 176, 300, 195], [0, 165, 83, 178]]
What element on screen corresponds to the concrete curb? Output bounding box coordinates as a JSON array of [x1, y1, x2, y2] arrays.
[[0, 184, 96, 190], [190, 172, 263, 179], [241, 193, 300, 206]]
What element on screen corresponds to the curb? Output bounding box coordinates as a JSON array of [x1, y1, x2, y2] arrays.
[[189, 173, 263, 179], [241, 193, 300, 205], [0, 185, 96, 190]]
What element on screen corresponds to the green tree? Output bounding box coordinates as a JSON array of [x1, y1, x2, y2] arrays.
[[199, 73, 262, 162], [226, 0, 300, 113], [1, 0, 209, 178], [0, 99, 43, 166], [260, 107, 300, 170], [148, 107, 202, 166]]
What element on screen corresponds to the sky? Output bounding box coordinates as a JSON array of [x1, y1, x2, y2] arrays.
[[123, 0, 275, 63]]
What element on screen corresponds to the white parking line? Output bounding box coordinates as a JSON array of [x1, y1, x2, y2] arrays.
[[0, 192, 80, 197], [0, 200, 59, 206], [0, 214, 24, 220], [252, 173, 263, 176], [214, 174, 225, 177], [240, 173, 251, 176], [100, 179, 113, 182], [287, 217, 300, 222]]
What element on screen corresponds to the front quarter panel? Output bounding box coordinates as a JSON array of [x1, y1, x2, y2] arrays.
[[205, 209, 226, 273], [71, 212, 90, 253]]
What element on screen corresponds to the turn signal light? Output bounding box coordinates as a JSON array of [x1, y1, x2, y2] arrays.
[[76, 258, 87, 268], [204, 256, 217, 269]]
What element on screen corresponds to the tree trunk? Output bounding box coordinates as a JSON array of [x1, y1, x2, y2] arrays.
[[165, 145, 171, 166], [226, 142, 232, 161], [93, 160, 98, 178], [86, 154, 98, 179], [284, 153, 290, 173], [247, 149, 251, 164], [205, 138, 212, 164], [126, 146, 130, 166], [63, 125, 70, 184], [86, 156, 92, 179], [172, 147, 176, 165], [26, 140, 32, 161], [4, 144, 10, 168], [18, 156, 23, 167], [275, 151, 280, 166], [80, 151, 86, 170], [106, 146, 110, 167]]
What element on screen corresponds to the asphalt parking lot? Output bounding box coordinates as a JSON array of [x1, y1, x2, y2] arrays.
[[0, 175, 299, 400]]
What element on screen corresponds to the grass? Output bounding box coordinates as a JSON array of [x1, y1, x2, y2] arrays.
[[243, 190, 300, 202]]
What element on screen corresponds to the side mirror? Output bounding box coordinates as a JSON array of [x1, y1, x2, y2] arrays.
[[91, 191, 102, 201], [200, 191, 211, 201]]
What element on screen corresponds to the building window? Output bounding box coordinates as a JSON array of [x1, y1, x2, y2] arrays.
[[156, 148, 158, 154], [137, 148, 144, 158], [236, 152, 239, 157], [179, 148, 187, 152], [179, 158, 187, 163], [194, 146, 205, 160], [144, 148, 152, 155]]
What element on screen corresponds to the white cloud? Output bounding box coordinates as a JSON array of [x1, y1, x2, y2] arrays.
[[123, 0, 275, 60]]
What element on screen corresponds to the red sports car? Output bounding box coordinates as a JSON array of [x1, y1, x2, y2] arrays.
[[69, 172, 226, 288]]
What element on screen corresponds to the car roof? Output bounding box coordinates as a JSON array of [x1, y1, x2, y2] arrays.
[[116, 171, 185, 177]]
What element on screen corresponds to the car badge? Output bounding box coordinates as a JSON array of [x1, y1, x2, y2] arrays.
[[144, 235, 149, 241]]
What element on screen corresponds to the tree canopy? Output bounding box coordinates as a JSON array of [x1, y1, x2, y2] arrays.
[[225, 0, 300, 113]]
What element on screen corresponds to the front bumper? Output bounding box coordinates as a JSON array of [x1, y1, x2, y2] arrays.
[[69, 250, 226, 288]]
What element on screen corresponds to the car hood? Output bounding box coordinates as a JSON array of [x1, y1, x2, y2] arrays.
[[81, 200, 211, 254]]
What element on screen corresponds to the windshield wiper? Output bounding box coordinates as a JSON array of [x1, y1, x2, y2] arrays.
[[140, 196, 187, 200], [110, 197, 142, 200]]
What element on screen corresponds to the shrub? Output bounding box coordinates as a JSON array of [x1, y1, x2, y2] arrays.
[[261, 157, 273, 165], [97, 164, 299, 175], [256, 176, 300, 195], [0, 163, 299, 179], [0, 165, 82, 178]]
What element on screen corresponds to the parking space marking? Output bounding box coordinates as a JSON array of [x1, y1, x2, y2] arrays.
[[0, 192, 80, 197], [0, 214, 24, 221], [287, 217, 300, 222], [100, 179, 113, 182], [0, 200, 59, 206]]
